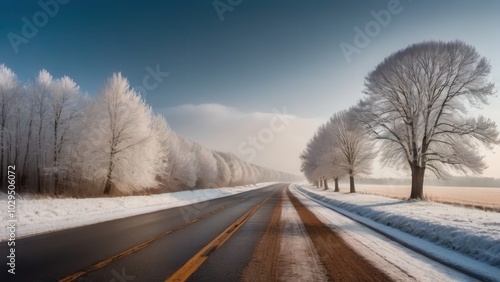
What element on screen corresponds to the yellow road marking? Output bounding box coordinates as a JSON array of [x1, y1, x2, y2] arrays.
[[166, 191, 277, 282], [59, 205, 227, 282]]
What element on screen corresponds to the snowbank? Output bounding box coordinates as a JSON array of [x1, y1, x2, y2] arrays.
[[290, 186, 486, 281], [294, 184, 500, 269], [0, 183, 273, 241]]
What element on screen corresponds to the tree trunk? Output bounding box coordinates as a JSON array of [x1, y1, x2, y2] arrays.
[[54, 174, 60, 195], [349, 169, 355, 193], [334, 177, 339, 192], [103, 165, 113, 195], [37, 119, 44, 194], [36, 166, 42, 193], [324, 178, 329, 190], [349, 176, 355, 193], [53, 120, 58, 195], [410, 164, 425, 199], [21, 119, 33, 188], [103, 178, 112, 195], [103, 152, 115, 195]]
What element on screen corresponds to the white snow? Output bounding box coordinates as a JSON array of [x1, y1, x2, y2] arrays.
[[0, 183, 273, 241], [291, 184, 500, 281]]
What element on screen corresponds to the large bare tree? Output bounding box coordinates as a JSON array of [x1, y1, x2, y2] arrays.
[[360, 40, 499, 199]]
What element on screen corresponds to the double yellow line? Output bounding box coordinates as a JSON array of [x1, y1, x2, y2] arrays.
[[59, 205, 227, 282], [166, 192, 275, 281], [59, 188, 277, 282]]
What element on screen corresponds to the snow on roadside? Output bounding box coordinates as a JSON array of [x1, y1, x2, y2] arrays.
[[0, 183, 273, 241], [292, 184, 500, 281], [294, 184, 500, 267], [289, 185, 481, 281]]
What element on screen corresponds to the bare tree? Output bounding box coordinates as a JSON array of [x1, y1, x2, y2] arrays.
[[17, 81, 41, 189], [49, 76, 82, 194], [34, 70, 51, 193], [328, 108, 376, 193], [300, 109, 374, 193], [361, 40, 499, 199], [316, 123, 348, 191], [300, 129, 337, 190]]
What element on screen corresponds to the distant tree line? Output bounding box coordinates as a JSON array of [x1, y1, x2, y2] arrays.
[[301, 40, 499, 199], [0, 66, 297, 196]]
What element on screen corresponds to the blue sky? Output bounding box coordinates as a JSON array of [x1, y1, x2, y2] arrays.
[[2, 0, 500, 176]]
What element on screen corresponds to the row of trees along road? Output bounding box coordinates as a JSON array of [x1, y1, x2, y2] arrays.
[[300, 108, 376, 193], [302, 40, 499, 199], [0, 68, 296, 196]]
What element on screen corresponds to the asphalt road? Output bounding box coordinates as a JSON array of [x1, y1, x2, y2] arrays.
[[0, 183, 286, 282]]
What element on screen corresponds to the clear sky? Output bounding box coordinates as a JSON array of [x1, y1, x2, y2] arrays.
[[2, 0, 500, 177]]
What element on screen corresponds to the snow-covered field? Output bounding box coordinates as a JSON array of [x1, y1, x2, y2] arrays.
[[355, 184, 500, 210], [293, 184, 500, 281], [0, 183, 273, 241]]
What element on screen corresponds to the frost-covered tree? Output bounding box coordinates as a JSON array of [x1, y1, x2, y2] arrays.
[[17, 84, 34, 188], [361, 40, 499, 199], [80, 73, 160, 194], [317, 124, 347, 191], [166, 133, 198, 190], [213, 151, 231, 187], [301, 108, 374, 192], [0, 63, 298, 196], [193, 143, 217, 188], [49, 75, 82, 194], [253, 165, 264, 182], [300, 132, 325, 188], [247, 164, 258, 183], [0, 65, 20, 190], [239, 161, 251, 185], [219, 152, 243, 186], [9, 86, 27, 188], [327, 108, 376, 193], [301, 128, 342, 191], [33, 70, 52, 192], [150, 114, 171, 189]]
